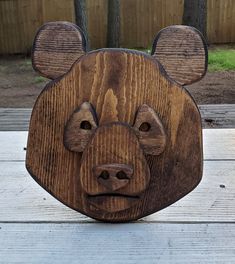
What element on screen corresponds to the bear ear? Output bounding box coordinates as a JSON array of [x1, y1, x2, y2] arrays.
[[151, 25, 208, 86], [32, 21, 87, 79]]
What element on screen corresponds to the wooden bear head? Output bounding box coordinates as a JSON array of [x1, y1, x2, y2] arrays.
[[26, 22, 207, 222]]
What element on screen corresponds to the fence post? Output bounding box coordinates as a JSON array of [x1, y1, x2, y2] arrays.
[[74, 0, 89, 50], [183, 0, 207, 40], [107, 0, 120, 48]]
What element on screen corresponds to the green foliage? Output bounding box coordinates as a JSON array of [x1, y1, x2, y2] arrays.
[[34, 76, 46, 84], [19, 59, 32, 70], [208, 49, 235, 72], [131, 47, 235, 73]]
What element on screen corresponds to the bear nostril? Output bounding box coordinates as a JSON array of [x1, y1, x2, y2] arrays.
[[116, 171, 129, 180], [80, 120, 92, 130], [99, 170, 109, 180], [95, 165, 133, 191]]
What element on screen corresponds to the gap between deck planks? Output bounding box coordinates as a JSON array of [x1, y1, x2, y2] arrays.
[[0, 123, 234, 261], [0, 160, 234, 223], [0, 130, 234, 223], [0, 104, 235, 131], [0, 129, 234, 223], [0, 129, 235, 161]]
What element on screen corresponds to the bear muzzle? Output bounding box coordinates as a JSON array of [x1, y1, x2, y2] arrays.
[[79, 122, 151, 212]]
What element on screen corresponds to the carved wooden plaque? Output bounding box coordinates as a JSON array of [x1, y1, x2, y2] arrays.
[[26, 22, 207, 222]]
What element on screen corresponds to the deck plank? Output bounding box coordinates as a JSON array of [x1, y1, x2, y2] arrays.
[[0, 108, 31, 131], [0, 223, 235, 263], [0, 132, 27, 161], [203, 129, 235, 160], [0, 105, 235, 131], [199, 104, 235, 128], [0, 129, 234, 161], [0, 161, 234, 223], [0, 108, 234, 261]]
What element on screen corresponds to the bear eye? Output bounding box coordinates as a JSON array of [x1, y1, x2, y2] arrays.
[[139, 122, 151, 132], [133, 104, 166, 155], [64, 102, 98, 152], [80, 120, 92, 130]]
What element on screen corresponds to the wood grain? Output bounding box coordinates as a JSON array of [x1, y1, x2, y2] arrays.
[[26, 49, 203, 222], [133, 104, 166, 155], [1, 223, 235, 263], [0, 132, 27, 161], [120, 0, 184, 49], [2, 0, 235, 54], [152, 25, 208, 85], [198, 104, 235, 128], [0, 0, 76, 54], [64, 102, 98, 152], [2, 129, 233, 162], [80, 122, 150, 213], [32, 21, 86, 79], [207, 0, 235, 44], [95, 163, 134, 192], [1, 105, 235, 131], [1, 160, 235, 223]]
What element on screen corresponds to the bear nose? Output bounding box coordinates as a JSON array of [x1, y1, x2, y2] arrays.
[[93, 164, 133, 191]]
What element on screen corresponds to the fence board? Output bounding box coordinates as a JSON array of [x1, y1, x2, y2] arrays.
[[121, 0, 184, 48], [42, 0, 75, 22], [1, 0, 235, 54], [0, 0, 74, 54], [207, 0, 235, 43], [86, 0, 107, 49], [0, 0, 43, 54]]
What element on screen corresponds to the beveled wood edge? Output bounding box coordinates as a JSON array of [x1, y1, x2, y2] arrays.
[[0, 159, 234, 223], [26, 158, 203, 223], [133, 104, 167, 155], [31, 21, 87, 79], [29, 48, 202, 138], [30, 47, 202, 143], [27, 48, 203, 222], [33, 47, 191, 93], [151, 25, 208, 86], [63, 102, 99, 152]]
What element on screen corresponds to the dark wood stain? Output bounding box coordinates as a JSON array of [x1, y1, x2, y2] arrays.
[[26, 23, 206, 222], [152, 25, 208, 86], [32, 21, 86, 79]]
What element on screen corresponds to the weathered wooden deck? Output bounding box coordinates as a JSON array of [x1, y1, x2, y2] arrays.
[[0, 104, 235, 130], [0, 106, 235, 263]]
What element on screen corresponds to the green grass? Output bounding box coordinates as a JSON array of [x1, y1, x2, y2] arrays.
[[34, 76, 47, 84], [136, 47, 235, 72], [19, 59, 32, 70], [208, 49, 235, 72]]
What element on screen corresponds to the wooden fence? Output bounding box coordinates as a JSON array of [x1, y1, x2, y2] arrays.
[[0, 0, 235, 54], [207, 0, 235, 43]]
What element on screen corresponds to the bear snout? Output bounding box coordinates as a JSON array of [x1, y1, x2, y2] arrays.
[[79, 122, 150, 199], [94, 163, 133, 192]]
